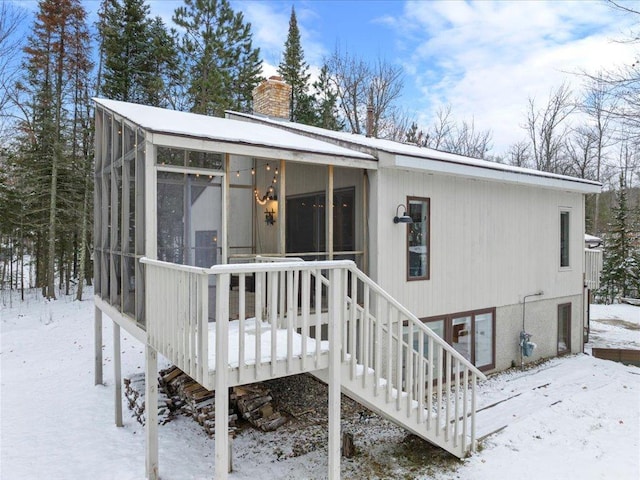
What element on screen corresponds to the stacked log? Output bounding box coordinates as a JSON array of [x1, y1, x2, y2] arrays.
[[123, 373, 172, 425], [159, 366, 238, 437], [234, 384, 288, 431], [125, 366, 288, 434]]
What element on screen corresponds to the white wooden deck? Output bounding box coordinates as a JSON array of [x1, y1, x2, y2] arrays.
[[138, 257, 487, 480]]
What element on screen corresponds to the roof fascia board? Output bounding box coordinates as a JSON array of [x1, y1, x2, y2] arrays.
[[395, 154, 601, 193], [149, 132, 378, 170]]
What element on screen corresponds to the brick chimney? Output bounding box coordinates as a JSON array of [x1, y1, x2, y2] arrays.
[[252, 76, 292, 120]]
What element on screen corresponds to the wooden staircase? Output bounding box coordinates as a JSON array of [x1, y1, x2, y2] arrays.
[[141, 257, 486, 478]]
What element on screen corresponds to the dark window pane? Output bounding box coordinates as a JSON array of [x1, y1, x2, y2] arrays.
[[558, 303, 571, 354], [560, 211, 570, 267], [408, 198, 429, 279]]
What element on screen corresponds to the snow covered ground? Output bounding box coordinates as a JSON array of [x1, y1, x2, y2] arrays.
[[586, 303, 640, 353], [1, 289, 639, 480]]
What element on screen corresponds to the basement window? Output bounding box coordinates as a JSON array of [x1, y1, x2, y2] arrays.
[[422, 308, 496, 372]]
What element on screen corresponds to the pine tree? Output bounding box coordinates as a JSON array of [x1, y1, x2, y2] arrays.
[[98, 0, 177, 107], [17, 0, 92, 299], [173, 0, 262, 116], [277, 6, 315, 124], [598, 175, 637, 302], [311, 64, 342, 130]]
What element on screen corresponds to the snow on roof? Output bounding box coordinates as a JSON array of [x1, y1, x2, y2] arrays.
[[585, 234, 603, 246], [228, 111, 602, 194], [92, 98, 375, 164]]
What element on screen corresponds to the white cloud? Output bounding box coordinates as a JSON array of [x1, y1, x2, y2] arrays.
[[392, 0, 637, 153], [240, 2, 328, 70]]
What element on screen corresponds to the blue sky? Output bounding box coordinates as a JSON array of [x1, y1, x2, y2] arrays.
[[12, 0, 638, 154]]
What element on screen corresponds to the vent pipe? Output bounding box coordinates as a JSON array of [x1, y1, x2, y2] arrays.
[[366, 104, 374, 138]]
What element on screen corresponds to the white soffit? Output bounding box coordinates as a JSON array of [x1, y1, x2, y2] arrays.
[[93, 98, 377, 168]]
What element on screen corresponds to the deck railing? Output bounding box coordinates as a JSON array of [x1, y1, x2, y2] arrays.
[[142, 259, 211, 384], [141, 257, 486, 467], [341, 267, 486, 453], [585, 248, 603, 290]]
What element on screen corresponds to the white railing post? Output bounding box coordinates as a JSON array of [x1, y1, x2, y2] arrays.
[[94, 305, 103, 385], [114, 322, 123, 427], [471, 373, 478, 452], [328, 267, 343, 479], [145, 344, 158, 480], [269, 270, 278, 377], [199, 274, 209, 384], [215, 272, 230, 480], [238, 274, 246, 383]]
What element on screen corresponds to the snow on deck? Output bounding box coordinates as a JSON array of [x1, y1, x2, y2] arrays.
[[207, 318, 329, 368]]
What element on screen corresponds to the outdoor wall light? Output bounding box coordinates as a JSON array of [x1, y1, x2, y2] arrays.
[[393, 204, 413, 224]]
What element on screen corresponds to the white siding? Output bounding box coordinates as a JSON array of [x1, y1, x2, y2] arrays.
[[372, 167, 585, 318]]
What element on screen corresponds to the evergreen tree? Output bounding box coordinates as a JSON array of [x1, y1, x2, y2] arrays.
[[277, 6, 314, 124], [16, 0, 92, 299], [598, 175, 638, 302], [311, 64, 342, 130], [173, 0, 262, 116], [98, 0, 177, 107]]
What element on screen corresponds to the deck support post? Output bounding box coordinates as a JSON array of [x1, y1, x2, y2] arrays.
[[215, 273, 230, 480], [145, 344, 158, 480], [114, 321, 123, 427], [328, 268, 342, 479], [94, 305, 103, 385]]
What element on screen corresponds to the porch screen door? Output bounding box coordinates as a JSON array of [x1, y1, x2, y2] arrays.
[[157, 172, 223, 271]]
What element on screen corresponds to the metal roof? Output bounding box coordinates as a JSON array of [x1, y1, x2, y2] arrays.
[[228, 111, 602, 194]]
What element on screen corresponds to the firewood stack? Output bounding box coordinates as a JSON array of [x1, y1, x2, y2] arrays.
[[125, 366, 288, 434], [123, 373, 172, 425], [158, 366, 239, 436], [233, 384, 288, 431]]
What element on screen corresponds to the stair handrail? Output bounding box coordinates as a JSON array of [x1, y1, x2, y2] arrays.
[[346, 264, 487, 381]]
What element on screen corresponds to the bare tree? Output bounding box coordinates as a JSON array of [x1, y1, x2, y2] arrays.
[[506, 140, 531, 168], [615, 138, 640, 189], [579, 73, 617, 232], [0, 3, 28, 140], [327, 47, 404, 138], [424, 105, 454, 150], [384, 108, 415, 142], [525, 83, 576, 173], [442, 118, 493, 159], [404, 105, 493, 159], [565, 125, 598, 179]]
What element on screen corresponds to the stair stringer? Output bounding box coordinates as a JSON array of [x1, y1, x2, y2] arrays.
[[312, 365, 467, 459]]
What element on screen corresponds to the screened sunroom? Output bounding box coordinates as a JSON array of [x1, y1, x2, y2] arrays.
[[92, 98, 377, 335]]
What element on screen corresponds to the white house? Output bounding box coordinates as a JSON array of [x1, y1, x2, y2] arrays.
[[92, 79, 601, 480]]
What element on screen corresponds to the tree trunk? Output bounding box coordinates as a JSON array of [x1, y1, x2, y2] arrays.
[[76, 172, 89, 301]]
